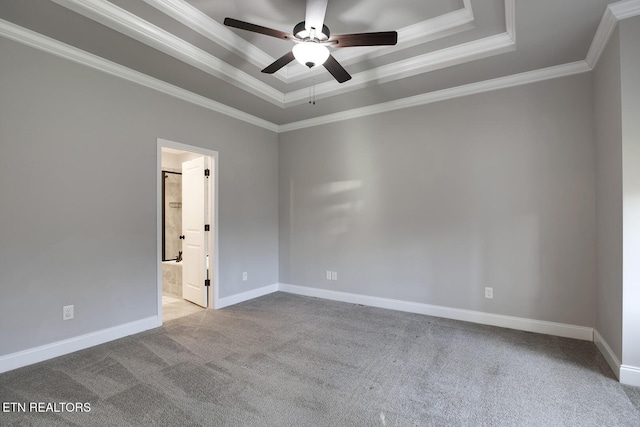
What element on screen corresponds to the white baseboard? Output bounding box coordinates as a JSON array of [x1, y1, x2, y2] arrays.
[[620, 365, 640, 387], [278, 283, 594, 341], [215, 283, 279, 309], [594, 329, 621, 379], [0, 316, 160, 374]]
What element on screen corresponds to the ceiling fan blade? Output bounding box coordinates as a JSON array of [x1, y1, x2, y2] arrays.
[[262, 51, 295, 74], [223, 17, 291, 40], [305, 0, 328, 33], [323, 54, 351, 83], [330, 31, 398, 47]]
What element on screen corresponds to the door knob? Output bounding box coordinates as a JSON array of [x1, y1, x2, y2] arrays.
[[179, 235, 185, 240]]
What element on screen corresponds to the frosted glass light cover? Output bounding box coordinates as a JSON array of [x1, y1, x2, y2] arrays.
[[293, 42, 330, 68]]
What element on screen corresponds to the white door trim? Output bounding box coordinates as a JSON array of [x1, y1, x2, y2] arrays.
[[157, 138, 219, 320]]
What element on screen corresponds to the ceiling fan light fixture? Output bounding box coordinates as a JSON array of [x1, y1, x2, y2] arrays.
[[292, 42, 330, 69], [224, 1, 397, 82]]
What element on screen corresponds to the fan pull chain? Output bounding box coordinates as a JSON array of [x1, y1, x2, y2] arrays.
[[308, 77, 316, 105]]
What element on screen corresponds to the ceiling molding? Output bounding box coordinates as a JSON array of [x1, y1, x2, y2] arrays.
[[51, 0, 285, 106], [0, 17, 596, 135], [283, 33, 516, 107], [0, 19, 278, 132], [141, 0, 288, 82], [278, 61, 591, 133], [586, 0, 640, 68], [610, 0, 640, 19], [1, 0, 606, 135], [505, 0, 516, 42], [585, 5, 618, 67], [393, 0, 474, 47], [49, 0, 517, 107]]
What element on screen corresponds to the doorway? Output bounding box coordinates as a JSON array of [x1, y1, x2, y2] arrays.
[[157, 139, 219, 323]]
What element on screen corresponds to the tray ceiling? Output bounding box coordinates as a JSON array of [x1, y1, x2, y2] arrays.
[[0, 0, 629, 129]]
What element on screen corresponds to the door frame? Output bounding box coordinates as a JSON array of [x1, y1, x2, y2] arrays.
[[156, 138, 219, 321]]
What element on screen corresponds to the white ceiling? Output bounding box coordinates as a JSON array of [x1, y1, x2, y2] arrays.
[[0, 0, 632, 129]]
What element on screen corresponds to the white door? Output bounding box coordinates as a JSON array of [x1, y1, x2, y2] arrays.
[[182, 156, 208, 307]]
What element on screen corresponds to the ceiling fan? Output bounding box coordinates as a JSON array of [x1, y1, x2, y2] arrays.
[[224, 0, 398, 83]]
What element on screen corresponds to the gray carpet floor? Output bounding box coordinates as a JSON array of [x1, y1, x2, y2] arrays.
[[1, 292, 639, 426]]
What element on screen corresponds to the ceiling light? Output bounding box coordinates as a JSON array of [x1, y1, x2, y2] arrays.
[[292, 42, 330, 69]]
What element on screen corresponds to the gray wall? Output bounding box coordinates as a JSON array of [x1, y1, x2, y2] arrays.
[[593, 28, 623, 360], [280, 74, 597, 326], [620, 16, 640, 369], [3, 12, 633, 369], [0, 37, 279, 356]]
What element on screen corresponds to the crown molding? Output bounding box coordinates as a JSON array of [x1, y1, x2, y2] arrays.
[[610, 0, 640, 19], [49, 0, 517, 107], [0, 18, 594, 135], [1, 0, 603, 135], [586, 6, 617, 67], [142, 0, 288, 82], [51, 0, 285, 106], [505, 0, 516, 43], [283, 32, 516, 107], [397, 0, 474, 48], [279, 61, 591, 132], [0, 19, 278, 132], [586, 0, 640, 68]]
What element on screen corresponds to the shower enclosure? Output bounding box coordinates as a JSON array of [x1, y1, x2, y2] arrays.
[[162, 171, 182, 261]]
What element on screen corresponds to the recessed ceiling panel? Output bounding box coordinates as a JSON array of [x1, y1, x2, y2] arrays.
[[0, 0, 620, 128]]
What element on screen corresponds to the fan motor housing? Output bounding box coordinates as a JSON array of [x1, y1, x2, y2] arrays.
[[294, 21, 330, 40]]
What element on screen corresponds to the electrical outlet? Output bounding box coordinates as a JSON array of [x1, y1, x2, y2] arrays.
[[63, 305, 74, 320], [326, 270, 332, 280], [242, 272, 247, 281], [484, 287, 493, 299], [331, 271, 337, 281]]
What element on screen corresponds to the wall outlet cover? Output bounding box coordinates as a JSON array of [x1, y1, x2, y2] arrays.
[[63, 305, 74, 320]]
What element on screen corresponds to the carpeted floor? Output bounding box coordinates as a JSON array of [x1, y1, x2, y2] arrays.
[[1, 292, 639, 426]]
